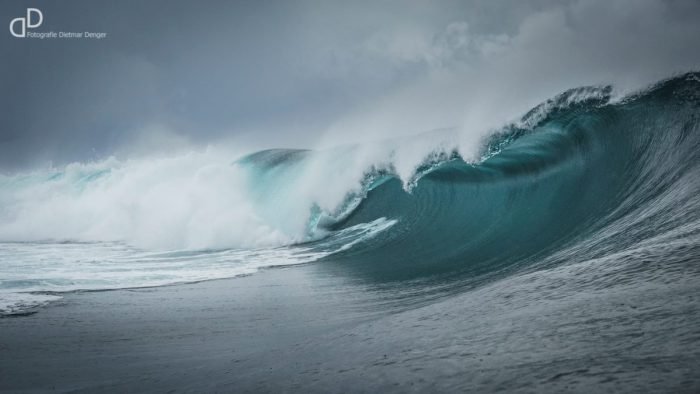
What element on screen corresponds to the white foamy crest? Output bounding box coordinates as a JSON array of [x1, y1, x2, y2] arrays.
[[0, 152, 288, 250], [0, 134, 459, 250]]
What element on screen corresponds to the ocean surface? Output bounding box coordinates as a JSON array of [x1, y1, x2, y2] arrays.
[[1, 73, 700, 390]]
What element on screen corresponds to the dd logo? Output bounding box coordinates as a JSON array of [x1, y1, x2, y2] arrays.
[[9, 8, 43, 38]]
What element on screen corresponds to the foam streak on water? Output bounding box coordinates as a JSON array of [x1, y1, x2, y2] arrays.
[[0, 218, 396, 315]]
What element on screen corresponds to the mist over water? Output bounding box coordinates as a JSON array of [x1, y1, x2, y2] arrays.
[[4, 1, 700, 172]]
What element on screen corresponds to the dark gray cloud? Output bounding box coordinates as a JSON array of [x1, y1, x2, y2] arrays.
[[1, 0, 699, 171]]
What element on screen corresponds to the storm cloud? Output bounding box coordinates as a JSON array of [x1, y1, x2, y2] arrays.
[[2, 0, 699, 171]]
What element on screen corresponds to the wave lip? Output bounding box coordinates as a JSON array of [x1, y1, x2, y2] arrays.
[[314, 72, 700, 283]]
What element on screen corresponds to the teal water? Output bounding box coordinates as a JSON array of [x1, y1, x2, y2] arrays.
[[254, 73, 700, 290]]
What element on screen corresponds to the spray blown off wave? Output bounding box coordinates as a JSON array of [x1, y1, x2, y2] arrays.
[[1, 73, 699, 314]]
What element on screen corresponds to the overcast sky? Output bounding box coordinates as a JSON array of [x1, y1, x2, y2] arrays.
[[1, 0, 699, 171]]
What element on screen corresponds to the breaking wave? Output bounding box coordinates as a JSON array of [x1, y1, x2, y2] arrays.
[[2, 72, 699, 314]]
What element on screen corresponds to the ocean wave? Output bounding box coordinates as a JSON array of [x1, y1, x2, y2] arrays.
[[1, 72, 699, 313]]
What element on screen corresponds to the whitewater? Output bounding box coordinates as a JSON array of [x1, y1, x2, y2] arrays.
[[1, 72, 699, 316]]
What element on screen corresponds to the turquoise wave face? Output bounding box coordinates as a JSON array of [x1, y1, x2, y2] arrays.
[[243, 73, 700, 287]]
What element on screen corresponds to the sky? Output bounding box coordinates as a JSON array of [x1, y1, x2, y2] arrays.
[[1, 0, 699, 171]]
